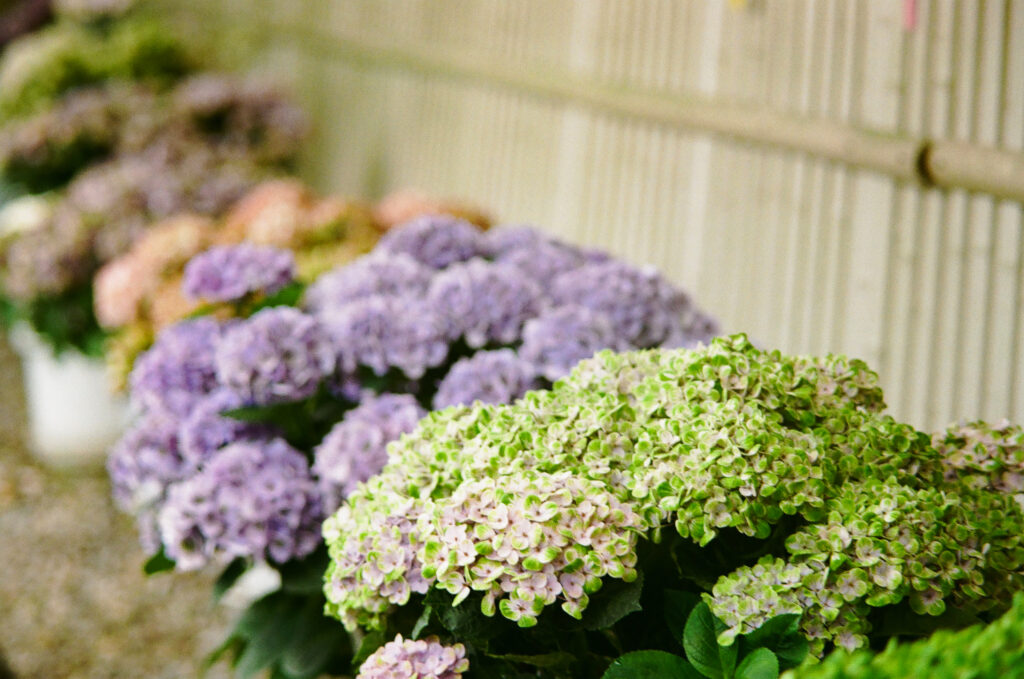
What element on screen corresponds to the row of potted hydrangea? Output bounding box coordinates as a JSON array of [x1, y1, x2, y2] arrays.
[[110, 210, 1024, 678]]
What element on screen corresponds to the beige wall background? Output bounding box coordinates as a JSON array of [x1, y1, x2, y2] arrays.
[[158, 0, 1024, 432]]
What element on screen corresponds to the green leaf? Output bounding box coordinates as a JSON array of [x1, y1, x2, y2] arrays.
[[234, 594, 302, 678], [734, 649, 779, 679], [212, 558, 248, 603], [143, 549, 175, 575], [278, 547, 329, 595], [602, 651, 704, 679], [351, 628, 386, 672], [683, 602, 734, 679], [248, 281, 305, 313], [425, 589, 504, 646], [411, 605, 433, 639], [665, 590, 702, 648], [581, 572, 644, 631], [279, 605, 350, 679], [740, 614, 808, 670]]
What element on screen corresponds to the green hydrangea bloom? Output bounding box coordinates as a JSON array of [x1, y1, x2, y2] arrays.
[[784, 592, 1024, 679], [0, 18, 194, 123], [323, 335, 1024, 651]]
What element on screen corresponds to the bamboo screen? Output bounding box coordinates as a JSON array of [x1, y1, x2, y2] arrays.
[[159, 1, 1024, 432]]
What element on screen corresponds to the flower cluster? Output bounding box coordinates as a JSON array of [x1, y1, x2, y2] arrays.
[[183, 244, 296, 303], [158, 438, 322, 570], [933, 419, 1024, 502], [356, 635, 468, 679], [214, 306, 335, 405], [0, 10, 307, 356], [323, 335, 1024, 654], [113, 217, 716, 580], [313, 393, 425, 511]]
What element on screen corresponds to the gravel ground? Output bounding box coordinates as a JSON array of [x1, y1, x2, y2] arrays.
[[0, 336, 233, 679]]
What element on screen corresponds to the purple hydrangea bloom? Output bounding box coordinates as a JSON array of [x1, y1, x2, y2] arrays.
[[481, 223, 555, 257], [129, 318, 223, 416], [321, 295, 449, 379], [303, 252, 433, 313], [158, 438, 323, 570], [550, 260, 694, 347], [519, 305, 631, 381], [183, 244, 296, 302], [427, 259, 543, 348], [215, 307, 335, 406], [664, 308, 721, 349], [356, 634, 468, 679], [493, 240, 586, 285], [107, 408, 187, 555], [108, 407, 186, 514], [433, 349, 539, 409], [178, 389, 276, 467], [313, 393, 426, 511], [378, 215, 484, 269]]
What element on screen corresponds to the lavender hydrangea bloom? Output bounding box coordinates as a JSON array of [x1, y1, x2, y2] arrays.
[[107, 408, 187, 555], [321, 295, 449, 379], [182, 244, 296, 302], [519, 305, 630, 382], [550, 260, 693, 347], [493, 240, 586, 285], [481, 223, 554, 256], [129, 317, 223, 416], [356, 635, 468, 679], [433, 350, 539, 409], [378, 215, 483, 269], [178, 389, 276, 467], [158, 438, 323, 570], [303, 253, 433, 313], [313, 393, 426, 511], [215, 307, 335, 406], [427, 259, 543, 348]]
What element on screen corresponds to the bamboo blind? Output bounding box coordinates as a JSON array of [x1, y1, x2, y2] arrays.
[[159, 0, 1024, 432]]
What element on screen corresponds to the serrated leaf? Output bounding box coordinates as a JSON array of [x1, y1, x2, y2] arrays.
[[425, 589, 503, 646], [684, 602, 732, 679], [212, 558, 248, 603], [734, 648, 779, 679], [580, 572, 644, 631], [143, 549, 175, 575], [665, 590, 702, 649], [602, 650, 704, 679]]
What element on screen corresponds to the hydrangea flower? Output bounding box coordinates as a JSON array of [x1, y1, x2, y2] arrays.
[[481, 223, 554, 257], [129, 317, 222, 415], [214, 306, 335, 405], [178, 388, 275, 467], [303, 252, 433, 313], [933, 419, 1024, 500], [519, 305, 629, 381], [356, 635, 468, 679], [313, 393, 426, 511], [323, 335, 1024, 650], [427, 259, 543, 347], [320, 295, 449, 380], [433, 349, 539, 409], [377, 215, 483, 269], [182, 243, 295, 302], [550, 260, 695, 347], [492, 238, 586, 284], [158, 438, 323, 571]]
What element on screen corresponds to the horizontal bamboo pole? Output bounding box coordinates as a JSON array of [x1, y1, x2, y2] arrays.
[[175, 3, 1024, 204]]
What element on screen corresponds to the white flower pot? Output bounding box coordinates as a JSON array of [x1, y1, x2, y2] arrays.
[[9, 324, 128, 469]]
